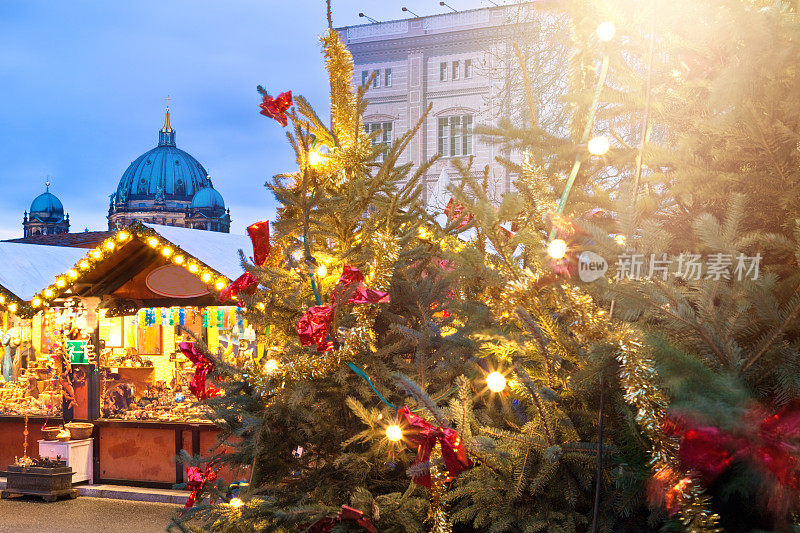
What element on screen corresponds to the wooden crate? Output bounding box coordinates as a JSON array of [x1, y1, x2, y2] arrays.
[[1, 464, 78, 502]]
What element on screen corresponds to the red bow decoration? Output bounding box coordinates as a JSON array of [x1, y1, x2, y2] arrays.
[[183, 461, 219, 512], [444, 197, 473, 229], [220, 221, 270, 303], [307, 505, 378, 533], [296, 266, 389, 352], [397, 406, 472, 488], [220, 272, 258, 303], [296, 305, 334, 353], [655, 402, 800, 515], [179, 342, 220, 400], [258, 89, 292, 127]]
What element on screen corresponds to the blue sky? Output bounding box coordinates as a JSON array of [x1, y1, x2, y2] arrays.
[[0, 0, 491, 239]]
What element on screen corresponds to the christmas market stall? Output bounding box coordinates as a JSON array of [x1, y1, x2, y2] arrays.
[[0, 222, 259, 487]]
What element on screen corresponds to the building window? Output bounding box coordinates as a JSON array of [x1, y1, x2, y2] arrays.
[[362, 70, 369, 86], [366, 121, 393, 161], [384, 68, 392, 87], [437, 115, 473, 157], [440, 62, 448, 81], [372, 70, 380, 88], [452, 61, 459, 80], [465, 59, 472, 78]]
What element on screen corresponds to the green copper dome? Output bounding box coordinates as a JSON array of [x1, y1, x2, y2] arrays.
[[113, 109, 212, 204]]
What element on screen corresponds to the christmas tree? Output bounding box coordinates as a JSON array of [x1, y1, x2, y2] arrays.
[[171, 1, 800, 532], [169, 4, 663, 532]]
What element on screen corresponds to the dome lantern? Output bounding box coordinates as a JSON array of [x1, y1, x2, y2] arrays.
[[158, 106, 176, 147]]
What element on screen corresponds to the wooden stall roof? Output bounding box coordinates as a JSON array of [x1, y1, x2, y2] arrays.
[[0, 221, 255, 316]]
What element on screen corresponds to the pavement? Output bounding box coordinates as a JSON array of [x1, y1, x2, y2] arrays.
[[0, 496, 179, 533], [0, 478, 189, 505]]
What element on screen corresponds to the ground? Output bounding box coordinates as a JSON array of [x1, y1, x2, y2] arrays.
[[0, 496, 177, 532]]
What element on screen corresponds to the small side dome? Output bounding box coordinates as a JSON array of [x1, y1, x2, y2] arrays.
[[30, 191, 65, 223], [190, 187, 225, 210]]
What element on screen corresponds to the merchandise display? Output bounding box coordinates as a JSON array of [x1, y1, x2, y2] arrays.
[[0, 304, 256, 423]]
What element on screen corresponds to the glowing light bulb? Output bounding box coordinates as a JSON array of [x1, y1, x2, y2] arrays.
[[587, 136, 610, 156], [161, 247, 172, 257], [91, 250, 102, 259], [188, 263, 198, 273], [215, 280, 225, 290], [386, 424, 403, 442], [308, 149, 326, 167], [0, 296, 5, 304], [229, 497, 244, 509], [44, 288, 53, 298], [117, 231, 129, 241], [486, 371, 507, 393], [105, 241, 115, 250], [596, 22, 616, 42], [174, 255, 184, 264], [68, 270, 78, 278], [547, 239, 567, 259], [256, 302, 266, 311], [614, 234, 627, 246], [32, 298, 41, 308], [148, 237, 159, 247], [202, 273, 212, 283], [264, 359, 279, 373], [8, 303, 17, 313], [80, 260, 90, 270], [56, 279, 65, 288], [291, 250, 304, 262], [316, 264, 327, 277]]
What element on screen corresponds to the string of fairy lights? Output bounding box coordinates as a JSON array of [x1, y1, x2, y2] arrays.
[[1, 221, 234, 318]]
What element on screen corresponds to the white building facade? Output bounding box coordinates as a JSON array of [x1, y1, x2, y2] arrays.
[[339, 5, 536, 205]]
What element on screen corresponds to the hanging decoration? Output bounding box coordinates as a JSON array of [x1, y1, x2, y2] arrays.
[[246, 221, 271, 266], [296, 266, 389, 352], [397, 406, 472, 488], [257, 88, 293, 127], [306, 505, 378, 533], [220, 220, 270, 303], [183, 461, 220, 512], [178, 342, 220, 400], [653, 402, 800, 516], [444, 197, 473, 229]]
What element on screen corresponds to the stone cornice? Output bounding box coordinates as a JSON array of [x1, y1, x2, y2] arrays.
[[347, 23, 533, 64]]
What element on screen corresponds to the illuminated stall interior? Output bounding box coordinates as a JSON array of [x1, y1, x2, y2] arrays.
[[0, 222, 257, 422]]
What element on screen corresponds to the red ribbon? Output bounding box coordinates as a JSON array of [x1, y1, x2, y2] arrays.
[[220, 220, 269, 303], [220, 272, 258, 304], [667, 401, 800, 499], [258, 90, 292, 127], [296, 266, 389, 352], [179, 342, 220, 400], [247, 221, 271, 267], [397, 406, 472, 488], [183, 461, 219, 512], [444, 197, 473, 228], [307, 505, 378, 533], [296, 305, 334, 353]]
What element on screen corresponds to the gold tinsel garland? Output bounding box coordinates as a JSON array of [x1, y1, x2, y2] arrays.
[[428, 444, 453, 533], [614, 329, 720, 531], [494, 267, 720, 530]]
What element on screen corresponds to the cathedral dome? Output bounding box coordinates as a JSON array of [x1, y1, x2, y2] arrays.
[[113, 109, 212, 205], [190, 187, 225, 211], [29, 188, 65, 223]]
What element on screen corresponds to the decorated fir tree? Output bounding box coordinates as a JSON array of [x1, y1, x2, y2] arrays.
[[171, 1, 800, 532], [169, 5, 662, 533]]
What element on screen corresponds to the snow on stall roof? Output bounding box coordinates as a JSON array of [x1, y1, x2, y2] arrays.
[[145, 223, 251, 279], [0, 242, 86, 300]]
